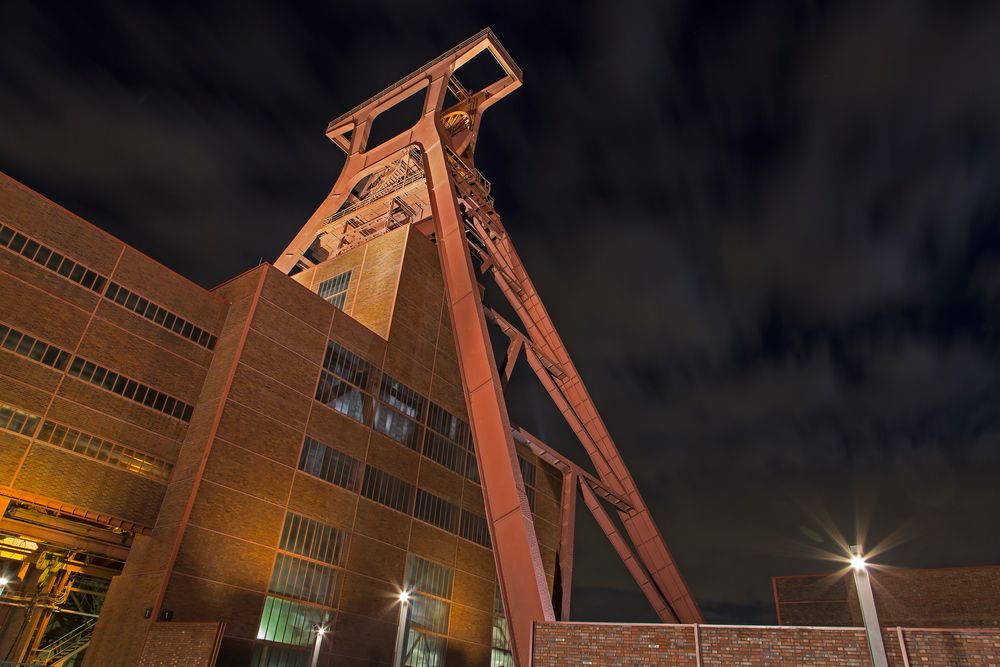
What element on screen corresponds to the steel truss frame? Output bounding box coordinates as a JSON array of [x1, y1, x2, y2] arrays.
[[276, 29, 701, 667]]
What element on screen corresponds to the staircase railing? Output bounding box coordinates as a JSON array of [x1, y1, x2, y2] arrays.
[[30, 618, 96, 665]]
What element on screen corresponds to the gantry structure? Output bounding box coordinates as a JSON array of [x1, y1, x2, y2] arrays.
[[275, 29, 701, 666]]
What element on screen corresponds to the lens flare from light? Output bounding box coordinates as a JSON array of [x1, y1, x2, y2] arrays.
[[850, 554, 866, 571]]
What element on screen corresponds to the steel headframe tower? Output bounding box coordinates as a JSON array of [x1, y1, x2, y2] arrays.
[[275, 29, 702, 666]]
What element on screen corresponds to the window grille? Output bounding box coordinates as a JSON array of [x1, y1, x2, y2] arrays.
[[35, 419, 172, 481], [518, 456, 537, 511], [360, 465, 414, 514], [297, 437, 362, 491], [316, 270, 352, 309], [491, 582, 514, 667], [404, 555, 452, 666], [0, 223, 106, 293], [67, 356, 193, 422], [459, 509, 491, 549], [316, 342, 377, 424], [423, 402, 470, 475], [278, 513, 347, 566], [256, 596, 330, 647], [104, 282, 217, 350], [413, 489, 458, 533], [269, 553, 340, 606], [0, 323, 71, 371], [0, 402, 40, 437]]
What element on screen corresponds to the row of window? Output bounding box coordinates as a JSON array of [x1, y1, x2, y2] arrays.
[[296, 436, 492, 549], [316, 270, 352, 309], [67, 356, 194, 422], [314, 341, 541, 508], [0, 223, 106, 293], [0, 320, 196, 425], [36, 418, 172, 481], [0, 400, 172, 481], [0, 323, 71, 371], [105, 282, 217, 350], [0, 222, 219, 351], [0, 402, 40, 437], [316, 342, 479, 483]]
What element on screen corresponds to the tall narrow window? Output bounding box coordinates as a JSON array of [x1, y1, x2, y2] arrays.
[[373, 374, 425, 450], [491, 582, 514, 667], [258, 513, 346, 648], [403, 555, 452, 667], [315, 341, 377, 424], [317, 270, 352, 309]]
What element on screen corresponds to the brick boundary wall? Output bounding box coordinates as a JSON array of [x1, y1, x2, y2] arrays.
[[532, 622, 1000, 666], [137, 621, 225, 667]]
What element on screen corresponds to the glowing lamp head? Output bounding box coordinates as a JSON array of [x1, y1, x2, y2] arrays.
[[399, 590, 410, 603], [315, 625, 326, 636], [0, 577, 8, 586], [850, 554, 866, 571]]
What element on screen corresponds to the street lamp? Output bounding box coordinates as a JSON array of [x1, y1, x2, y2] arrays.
[[392, 590, 413, 667], [849, 545, 888, 667], [310, 624, 327, 667], [0, 577, 8, 597]]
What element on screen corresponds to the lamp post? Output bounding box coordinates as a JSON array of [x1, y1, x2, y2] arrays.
[[392, 590, 412, 667], [850, 545, 888, 667], [310, 624, 326, 667]]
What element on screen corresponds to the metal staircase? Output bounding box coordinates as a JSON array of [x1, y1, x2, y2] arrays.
[[29, 619, 96, 666]]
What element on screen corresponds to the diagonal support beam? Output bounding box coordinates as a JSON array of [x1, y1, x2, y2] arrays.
[[579, 480, 678, 622]]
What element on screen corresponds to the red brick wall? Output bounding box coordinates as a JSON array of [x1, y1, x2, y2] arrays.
[[775, 565, 1000, 628], [137, 622, 224, 667], [532, 622, 1000, 666]]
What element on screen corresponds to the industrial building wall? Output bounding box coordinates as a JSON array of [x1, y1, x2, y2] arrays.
[[0, 172, 226, 527], [532, 622, 1000, 666], [1, 173, 564, 666]]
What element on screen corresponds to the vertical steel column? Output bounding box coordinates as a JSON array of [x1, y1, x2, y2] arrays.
[[557, 473, 578, 621], [419, 89, 554, 667]]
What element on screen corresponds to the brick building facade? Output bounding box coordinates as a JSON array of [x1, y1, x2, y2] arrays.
[[0, 171, 564, 666], [532, 622, 1000, 666]]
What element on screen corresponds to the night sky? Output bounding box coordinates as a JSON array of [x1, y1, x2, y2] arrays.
[[3, 1, 1000, 624]]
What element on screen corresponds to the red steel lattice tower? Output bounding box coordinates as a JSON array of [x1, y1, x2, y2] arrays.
[[275, 29, 702, 667]]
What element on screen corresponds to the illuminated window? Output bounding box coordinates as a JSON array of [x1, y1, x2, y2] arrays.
[[403, 555, 451, 667], [423, 403, 470, 475], [298, 437, 362, 491], [259, 513, 345, 648], [35, 418, 172, 481], [491, 582, 514, 667], [374, 375, 425, 450], [256, 596, 330, 647], [317, 270, 352, 309], [0, 402, 40, 437], [316, 342, 376, 423]]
